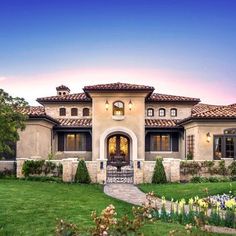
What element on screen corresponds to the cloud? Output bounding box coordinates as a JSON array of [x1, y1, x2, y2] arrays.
[[0, 76, 7, 81], [0, 67, 234, 105]]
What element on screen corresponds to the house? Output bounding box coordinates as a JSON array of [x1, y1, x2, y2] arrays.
[[16, 82, 236, 183]]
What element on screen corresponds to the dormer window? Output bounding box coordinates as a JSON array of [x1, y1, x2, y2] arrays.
[[113, 101, 124, 116], [147, 108, 154, 117], [71, 108, 78, 116], [83, 108, 90, 116], [159, 108, 166, 117], [170, 108, 177, 117], [59, 108, 66, 116]]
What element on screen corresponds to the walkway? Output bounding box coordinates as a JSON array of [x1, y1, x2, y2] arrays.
[[104, 184, 174, 210]]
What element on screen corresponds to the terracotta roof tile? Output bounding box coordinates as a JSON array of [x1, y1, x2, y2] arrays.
[[147, 93, 200, 102], [191, 103, 223, 115], [145, 119, 180, 128], [18, 106, 46, 116], [37, 93, 91, 103], [83, 82, 154, 91], [56, 85, 70, 92], [57, 118, 92, 127]]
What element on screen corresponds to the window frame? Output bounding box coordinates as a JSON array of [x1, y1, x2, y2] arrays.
[[170, 108, 177, 117], [159, 108, 166, 117], [82, 107, 90, 117], [150, 134, 171, 152], [59, 107, 66, 116], [147, 108, 154, 117], [213, 134, 236, 160], [113, 101, 125, 116], [71, 108, 78, 116], [64, 133, 86, 152]]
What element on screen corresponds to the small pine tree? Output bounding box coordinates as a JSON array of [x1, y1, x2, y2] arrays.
[[152, 158, 167, 184], [75, 159, 91, 183]]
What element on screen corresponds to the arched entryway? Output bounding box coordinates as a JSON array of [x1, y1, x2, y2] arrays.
[[107, 134, 130, 165]]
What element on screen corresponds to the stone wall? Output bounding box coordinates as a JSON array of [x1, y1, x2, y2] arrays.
[[0, 161, 15, 172], [180, 160, 235, 182]]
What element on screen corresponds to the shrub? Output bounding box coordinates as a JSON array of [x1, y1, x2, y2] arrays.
[[180, 161, 201, 175], [75, 159, 91, 184], [152, 158, 167, 184], [228, 161, 236, 176], [186, 152, 193, 160]]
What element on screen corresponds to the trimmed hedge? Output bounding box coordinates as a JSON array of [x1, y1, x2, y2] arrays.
[[152, 158, 167, 184], [75, 159, 91, 184]]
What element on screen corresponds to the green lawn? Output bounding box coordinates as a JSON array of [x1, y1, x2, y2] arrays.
[[139, 181, 236, 202], [0, 180, 228, 236]]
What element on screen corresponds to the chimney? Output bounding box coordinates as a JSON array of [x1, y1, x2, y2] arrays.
[[56, 85, 70, 96]]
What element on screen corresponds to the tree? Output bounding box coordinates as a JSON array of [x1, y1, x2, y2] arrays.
[[75, 159, 91, 183], [0, 89, 28, 156], [152, 157, 167, 184]]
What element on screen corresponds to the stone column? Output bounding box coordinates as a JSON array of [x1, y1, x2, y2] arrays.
[[62, 158, 74, 182], [133, 160, 144, 184], [97, 159, 107, 184], [16, 158, 27, 178], [169, 159, 181, 182], [163, 158, 172, 182]]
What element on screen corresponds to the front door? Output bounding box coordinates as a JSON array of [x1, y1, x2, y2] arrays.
[[107, 134, 130, 164]]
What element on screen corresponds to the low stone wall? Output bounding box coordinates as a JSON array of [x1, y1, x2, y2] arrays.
[[0, 161, 15, 172], [180, 160, 235, 182]]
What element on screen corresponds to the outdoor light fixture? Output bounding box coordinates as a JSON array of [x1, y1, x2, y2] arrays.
[[206, 132, 211, 143], [128, 100, 133, 110], [105, 100, 109, 111]]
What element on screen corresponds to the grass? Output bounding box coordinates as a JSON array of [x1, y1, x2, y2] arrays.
[[0, 179, 228, 236], [139, 181, 236, 202]]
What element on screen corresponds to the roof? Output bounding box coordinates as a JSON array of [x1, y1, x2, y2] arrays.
[[83, 82, 154, 92], [18, 106, 59, 124], [57, 118, 92, 127], [37, 93, 91, 104], [179, 103, 236, 124], [56, 85, 70, 92], [147, 93, 200, 103], [145, 119, 180, 128]]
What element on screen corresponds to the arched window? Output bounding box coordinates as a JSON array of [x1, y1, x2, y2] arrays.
[[83, 108, 90, 116], [113, 101, 124, 116], [170, 108, 177, 117], [59, 108, 66, 116], [159, 108, 166, 117], [71, 108, 78, 116], [147, 108, 154, 117]]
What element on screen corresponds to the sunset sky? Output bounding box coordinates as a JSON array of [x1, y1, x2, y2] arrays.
[[0, 0, 235, 105]]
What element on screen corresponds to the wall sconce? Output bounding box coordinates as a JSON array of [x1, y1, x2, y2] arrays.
[[128, 100, 133, 110], [206, 132, 211, 143], [105, 100, 109, 111], [137, 161, 141, 169]]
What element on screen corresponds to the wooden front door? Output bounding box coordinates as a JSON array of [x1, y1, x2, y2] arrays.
[[107, 134, 130, 164]]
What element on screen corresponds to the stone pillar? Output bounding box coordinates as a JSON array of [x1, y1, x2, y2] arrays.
[[133, 160, 144, 184], [16, 158, 27, 178], [97, 159, 107, 184], [169, 159, 181, 182], [163, 158, 172, 182], [62, 158, 74, 182]]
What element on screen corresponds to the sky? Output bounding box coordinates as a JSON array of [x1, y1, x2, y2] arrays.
[[0, 0, 235, 105]]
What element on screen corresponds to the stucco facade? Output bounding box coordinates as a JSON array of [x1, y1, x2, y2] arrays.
[[15, 82, 236, 183]]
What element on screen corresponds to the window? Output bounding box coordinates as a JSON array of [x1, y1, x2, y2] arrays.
[[214, 134, 236, 159], [83, 108, 90, 116], [59, 108, 66, 116], [65, 134, 86, 151], [187, 135, 194, 158], [113, 101, 124, 116], [71, 108, 78, 116], [159, 108, 166, 117], [170, 108, 177, 117], [151, 134, 170, 151], [147, 108, 154, 117]]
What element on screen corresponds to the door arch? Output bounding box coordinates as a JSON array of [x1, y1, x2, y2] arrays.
[[107, 134, 130, 165]]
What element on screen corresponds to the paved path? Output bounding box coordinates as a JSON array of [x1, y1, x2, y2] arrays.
[[104, 184, 175, 210], [104, 184, 147, 206]]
